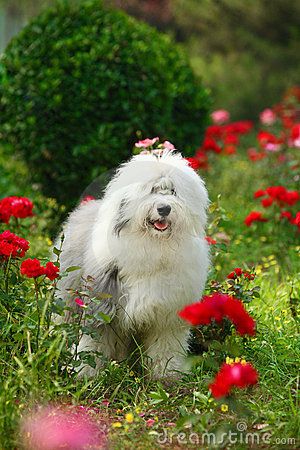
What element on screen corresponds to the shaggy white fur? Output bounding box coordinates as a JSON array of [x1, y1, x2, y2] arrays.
[[55, 150, 210, 378]]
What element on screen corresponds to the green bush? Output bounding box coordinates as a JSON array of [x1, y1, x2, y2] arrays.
[[0, 0, 210, 206]]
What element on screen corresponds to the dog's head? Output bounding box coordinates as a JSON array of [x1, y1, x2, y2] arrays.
[[106, 150, 209, 241]]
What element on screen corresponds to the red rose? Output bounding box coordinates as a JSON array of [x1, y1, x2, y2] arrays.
[[8, 196, 34, 219], [294, 212, 300, 226], [44, 262, 59, 280], [185, 157, 201, 170], [261, 197, 274, 208], [254, 189, 266, 198], [244, 211, 268, 227], [20, 258, 46, 278], [178, 293, 256, 336], [0, 230, 29, 259], [209, 361, 258, 398], [205, 236, 217, 245], [201, 136, 222, 153], [0, 198, 13, 223]]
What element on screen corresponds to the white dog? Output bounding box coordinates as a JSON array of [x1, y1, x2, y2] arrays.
[[55, 149, 209, 378]]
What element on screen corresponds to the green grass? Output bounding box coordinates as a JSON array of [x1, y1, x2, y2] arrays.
[[0, 137, 299, 449]]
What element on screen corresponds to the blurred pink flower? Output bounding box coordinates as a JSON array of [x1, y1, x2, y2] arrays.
[[211, 109, 230, 125], [259, 108, 276, 126], [20, 405, 107, 450], [162, 140, 175, 150], [81, 195, 96, 204], [75, 297, 86, 308], [135, 137, 159, 148], [146, 419, 155, 427]]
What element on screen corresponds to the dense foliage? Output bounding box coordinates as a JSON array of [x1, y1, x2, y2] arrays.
[[0, 0, 210, 205], [106, 0, 300, 120]]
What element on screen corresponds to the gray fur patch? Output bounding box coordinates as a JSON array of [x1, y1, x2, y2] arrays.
[[89, 264, 120, 325], [114, 198, 130, 236]]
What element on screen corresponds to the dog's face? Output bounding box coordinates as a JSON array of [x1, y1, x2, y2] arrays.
[[131, 175, 184, 239], [113, 169, 207, 240]]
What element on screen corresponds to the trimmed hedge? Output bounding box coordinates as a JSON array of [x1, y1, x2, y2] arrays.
[[0, 0, 210, 206]]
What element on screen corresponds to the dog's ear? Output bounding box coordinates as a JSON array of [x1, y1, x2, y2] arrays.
[[88, 263, 120, 325], [114, 198, 130, 236]]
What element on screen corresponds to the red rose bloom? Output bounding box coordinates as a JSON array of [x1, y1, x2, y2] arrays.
[[0, 230, 29, 259], [44, 262, 59, 280], [290, 123, 300, 148], [0, 196, 34, 222], [224, 121, 253, 135], [261, 197, 274, 208], [209, 361, 259, 398], [0, 198, 12, 223], [201, 136, 222, 153], [244, 211, 268, 227], [254, 189, 266, 198], [205, 236, 217, 245], [185, 157, 201, 170], [178, 293, 256, 336], [20, 258, 46, 278], [9, 196, 34, 219]]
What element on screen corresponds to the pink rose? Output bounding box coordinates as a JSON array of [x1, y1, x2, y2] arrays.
[[162, 140, 175, 150], [211, 109, 230, 125], [259, 108, 276, 126], [135, 137, 159, 148]]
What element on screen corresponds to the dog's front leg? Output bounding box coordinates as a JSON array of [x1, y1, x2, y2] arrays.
[[143, 323, 190, 378]]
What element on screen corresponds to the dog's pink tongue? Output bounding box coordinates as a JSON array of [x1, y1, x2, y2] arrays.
[[154, 221, 169, 231]]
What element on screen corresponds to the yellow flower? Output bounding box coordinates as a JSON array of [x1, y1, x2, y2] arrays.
[[125, 413, 134, 423], [112, 422, 122, 428], [226, 357, 234, 365], [46, 237, 53, 246], [221, 404, 228, 412], [129, 371, 134, 376]]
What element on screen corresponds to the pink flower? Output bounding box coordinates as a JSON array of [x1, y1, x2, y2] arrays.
[[135, 137, 159, 148], [81, 195, 96, 204], [161, 140, 175, 150], [211, 110, 230, 125], [146, 419, 155, 427], [75, 297, 86, 308], [20, 405, 106, 450], [259, 108, 276, 126]]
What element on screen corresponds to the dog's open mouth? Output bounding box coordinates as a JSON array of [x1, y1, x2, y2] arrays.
[[150, 219, 170, 232]]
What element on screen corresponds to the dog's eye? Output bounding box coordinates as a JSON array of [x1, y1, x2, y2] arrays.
[[171, 189, 176, 196]]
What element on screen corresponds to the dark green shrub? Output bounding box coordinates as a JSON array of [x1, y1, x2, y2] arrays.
[[0, 0, 210, 206]]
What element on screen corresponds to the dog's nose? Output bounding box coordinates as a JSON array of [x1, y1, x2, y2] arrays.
[[157, 204, 171, 217]]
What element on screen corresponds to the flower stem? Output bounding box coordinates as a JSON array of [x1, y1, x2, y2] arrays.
[[34, 278, 41, 350]]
